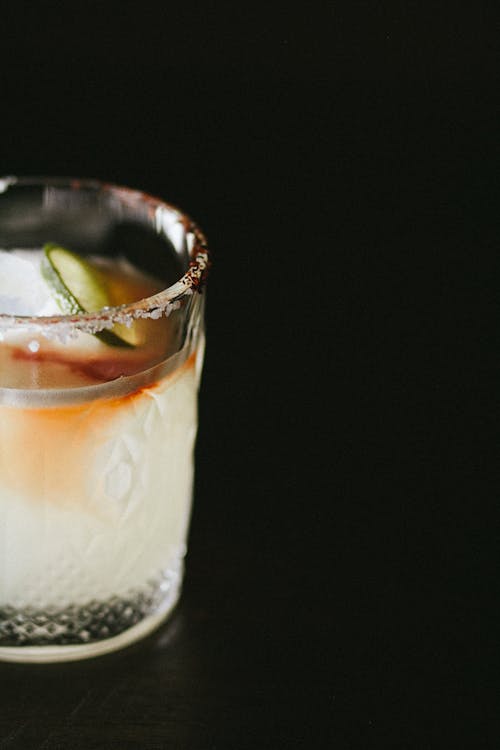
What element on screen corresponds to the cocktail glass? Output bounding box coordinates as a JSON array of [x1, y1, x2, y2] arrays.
[[0, 177, 209, 662]]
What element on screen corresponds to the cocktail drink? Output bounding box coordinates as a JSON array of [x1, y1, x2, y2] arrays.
[[0, 178, 209, 662]]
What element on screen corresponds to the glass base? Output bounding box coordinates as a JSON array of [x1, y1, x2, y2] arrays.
[[0, 554, 184, 663], [0, 580, 180, 663]]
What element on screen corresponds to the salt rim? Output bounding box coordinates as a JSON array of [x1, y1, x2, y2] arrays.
[[0, 177, 210, 343]]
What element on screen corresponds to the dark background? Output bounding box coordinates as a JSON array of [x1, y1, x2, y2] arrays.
[[0, 4, 497, 748]]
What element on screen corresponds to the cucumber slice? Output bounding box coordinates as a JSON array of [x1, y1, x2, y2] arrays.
[[41, 244, 135, 347]]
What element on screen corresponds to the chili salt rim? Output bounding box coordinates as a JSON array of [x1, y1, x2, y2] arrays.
[[0, 177, 210, 338]]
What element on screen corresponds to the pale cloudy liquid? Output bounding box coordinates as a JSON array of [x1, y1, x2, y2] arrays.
[[0, 251, 204, 656]]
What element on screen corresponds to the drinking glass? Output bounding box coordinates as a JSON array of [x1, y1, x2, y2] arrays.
[[0, 177, 209, 662]]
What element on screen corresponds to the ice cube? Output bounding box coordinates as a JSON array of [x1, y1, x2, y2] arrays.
[[0, 250, 61, 316]]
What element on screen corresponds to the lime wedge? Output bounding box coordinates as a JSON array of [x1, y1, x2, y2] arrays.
[[41, 244, 135, 347]]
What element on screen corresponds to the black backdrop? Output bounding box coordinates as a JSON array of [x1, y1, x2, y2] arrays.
[[0, 5, 496, 748]]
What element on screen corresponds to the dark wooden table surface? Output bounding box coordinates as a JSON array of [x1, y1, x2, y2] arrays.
[[0, 6, 496, 747]]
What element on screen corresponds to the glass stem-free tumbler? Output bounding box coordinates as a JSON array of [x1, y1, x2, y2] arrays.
[[0, 177, 209, 662]]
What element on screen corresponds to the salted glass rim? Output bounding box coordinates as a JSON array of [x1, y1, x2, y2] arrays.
[[0, 176, 209, 334]]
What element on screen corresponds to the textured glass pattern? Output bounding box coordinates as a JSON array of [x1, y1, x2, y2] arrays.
[[0, 560, 183, 647]]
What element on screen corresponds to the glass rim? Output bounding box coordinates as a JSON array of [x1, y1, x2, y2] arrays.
[[0, 176, 210, 334]]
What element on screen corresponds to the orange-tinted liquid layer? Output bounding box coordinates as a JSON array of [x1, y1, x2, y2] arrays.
[[0, 349, 197, 509]]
